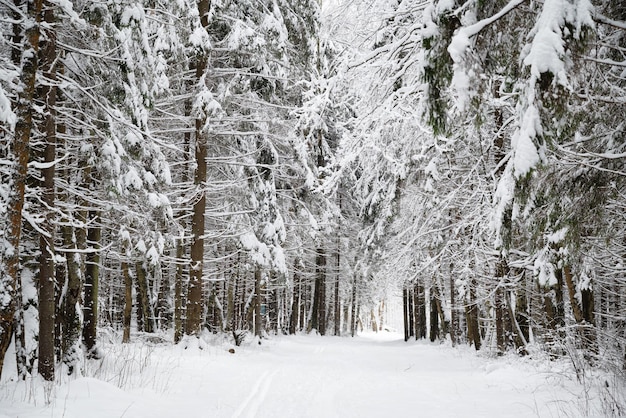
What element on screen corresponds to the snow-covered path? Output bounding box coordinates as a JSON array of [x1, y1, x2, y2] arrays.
[[0, 332, 594, 417]]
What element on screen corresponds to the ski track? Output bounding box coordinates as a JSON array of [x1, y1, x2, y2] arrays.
[[231, 369, 279, 418]]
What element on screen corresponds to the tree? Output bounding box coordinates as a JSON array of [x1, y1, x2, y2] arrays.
[[0, 0, 44, 379]]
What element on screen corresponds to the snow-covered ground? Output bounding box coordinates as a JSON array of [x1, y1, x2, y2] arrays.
[[0, 332, 607, 417]]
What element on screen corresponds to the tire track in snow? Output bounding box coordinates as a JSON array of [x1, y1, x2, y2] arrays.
[[231, 369, 278, 418]]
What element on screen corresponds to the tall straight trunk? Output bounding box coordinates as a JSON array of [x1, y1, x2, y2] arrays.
[[225, 265, 235, 332], [0, 0, 44, 379], [310, 248, 327, 334], [13, 276, 28, 379], [268, 286, 278, 334], [122, 261, 132, 343], [403, 286, 409, 341], [334, 204, 341, 336], [37, 2, 57, 380], [299, 279, 307, 331], [135, 261, 153, 333], [342, 303, 349, 334], [232, 252, 242, 331], [515, 272, 530, 345], [466, 278, 481, 350], [429, 287, 439, 342], [350, 274, 357, 337], [450, 274, 457, 346], [415, 281, 427, 339], [83, 211, 101, 357], [62, 159, 88, 364], [61, 227, 83, 368], [174, 236, 185, 342], [155, 260, 169, 330], [407, 287, 415, 338], [495, 286, 505, 352], [495, 258, 508, 353], [186, 97, 207, 336], [334, 269, 341, 336], [254, 264, 263, 338], [185, 0, 210, 339], [412, 284, 419, 340], [289, 265, 300, 335]]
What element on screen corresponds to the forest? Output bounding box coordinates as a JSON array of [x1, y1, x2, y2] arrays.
[[0, 0, 625, 406]]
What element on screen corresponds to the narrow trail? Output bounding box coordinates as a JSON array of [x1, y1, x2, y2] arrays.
[[0, 332, 592, 418]]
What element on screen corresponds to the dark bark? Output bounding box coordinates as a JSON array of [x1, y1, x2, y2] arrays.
[[310, 248, 327, 334], [82, 211, 101, 357], [563, 266, 597, 353], [450, 274, 457, 346], [334, 269, 341, 336], [0, 0, 44, 379], [415, 281, 427, 339], [466, 278, 481, 350], [174, 234, 186, 343], [186, 0, 210, 337], [403, 286, 409, 342], [289, 264, 300, 335], [429, 295, 439, 342], [407, 287, 415, 338], [225, 263, 235, 332], [254, 264, 263, 338], [135, 261, 154, 333], [121, 261, 132, 343], [186, 112, 206, 336], [37, 2, 58, 380], [350, 274, 357, 337], [495, 259, 508, 354], [61, 227, 83, 370]]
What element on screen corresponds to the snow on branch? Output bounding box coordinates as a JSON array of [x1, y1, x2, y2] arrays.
[[447, 0, 527, 111]]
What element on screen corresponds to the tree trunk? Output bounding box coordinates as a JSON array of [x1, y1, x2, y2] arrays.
[[415, 281, 427, 339], [466, 278, 481, 350], [83, 211, 101, 358], [121, 261, 132, 343], [0, 0, 45, 380], [334, 274, 341, 336], [135, 261, 154, 333], [407, 287, 415, 338], [403, 286, 409, 341], [186, 111, 206, 336], [185, 0, 210, 340], [311, 248, 326, 334], [37, 2, 58, 380], [334, 224, 341, 336], [495, 286, 505, 353], [225, 265, 235, 332], [429, 286, 440, 342], [174, 232, 185, 343], [563, 266, 596, 354], [450, 274, 457, 347], [254, 264, 263, 338], [350, 274, 357, 337], [61, 227, 84, 369], [289, 265, 300, 335], [495, 258, 508, 354]]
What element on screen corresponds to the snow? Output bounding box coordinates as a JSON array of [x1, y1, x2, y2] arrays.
[[547, 227, 568, 244], [447, 0, 527, 112], [0, 332, 602, 417], [511, 105, 541, 178]]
